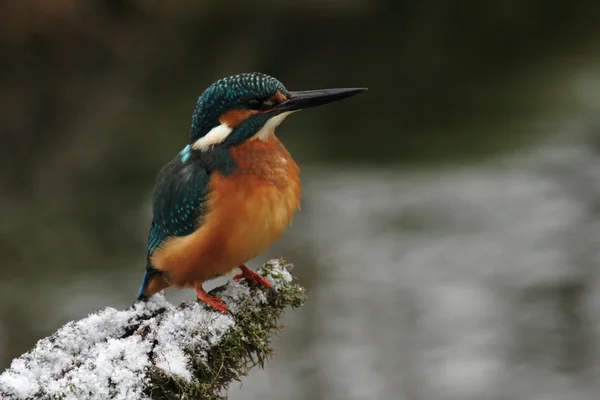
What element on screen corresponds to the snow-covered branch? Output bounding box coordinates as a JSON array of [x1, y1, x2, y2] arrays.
[[0, 260, 305, 400]]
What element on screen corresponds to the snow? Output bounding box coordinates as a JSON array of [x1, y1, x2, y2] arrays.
[[148, 305, 234, 381], [263, 261, 293, 291], [0, 298, 167, 400], [0, 261, 290, 399]]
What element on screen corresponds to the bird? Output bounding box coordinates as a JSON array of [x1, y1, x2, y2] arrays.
[[136, 72, 366, 312]]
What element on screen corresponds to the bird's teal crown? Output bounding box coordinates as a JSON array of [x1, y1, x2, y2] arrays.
[[189, 72, 290, 147]]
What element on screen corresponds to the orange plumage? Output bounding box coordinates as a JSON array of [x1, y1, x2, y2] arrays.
[[149, 136, 300, 290]]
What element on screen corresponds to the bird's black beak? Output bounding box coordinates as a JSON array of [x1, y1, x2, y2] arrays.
[[274, 87, 367, 113]]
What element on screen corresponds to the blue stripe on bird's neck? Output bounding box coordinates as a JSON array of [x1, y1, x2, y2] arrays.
[[177, 144, 236, 176], [179, 145, 192, 163]]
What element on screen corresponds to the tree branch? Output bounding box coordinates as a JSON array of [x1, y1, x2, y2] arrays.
[[0, 260, 305, 400]]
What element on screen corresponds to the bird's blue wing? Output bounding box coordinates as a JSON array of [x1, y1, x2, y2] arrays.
[[138, 157, 210, 300], [137, 146, 237, 300], [146, 158, 210, 256]]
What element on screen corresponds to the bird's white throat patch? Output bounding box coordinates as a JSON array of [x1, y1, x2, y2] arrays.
[[191, 123, 233, 150], [253, 111, 296, 141]]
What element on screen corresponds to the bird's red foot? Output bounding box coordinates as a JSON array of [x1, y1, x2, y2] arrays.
[[234, 264, 271, 288], [195, 284, 229, 313]]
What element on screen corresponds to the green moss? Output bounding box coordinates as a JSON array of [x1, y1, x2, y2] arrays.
[[146, 261, 306, 399]]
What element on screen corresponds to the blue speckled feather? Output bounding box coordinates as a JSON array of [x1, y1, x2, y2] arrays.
[[146, 155, 209, 256], [146, 146, 235, 256], [190, 73, 289, 143]]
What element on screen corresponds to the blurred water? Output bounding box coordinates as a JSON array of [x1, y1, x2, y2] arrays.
[[228, 130, 600, 400], [3, 131, 600, 399]]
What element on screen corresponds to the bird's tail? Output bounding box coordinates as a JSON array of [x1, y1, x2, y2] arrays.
[[136, 265, 168, 301]]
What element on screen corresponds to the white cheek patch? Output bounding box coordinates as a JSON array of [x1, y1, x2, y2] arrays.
[[191, 123, 233, 150], [254, 111, 296, 141]]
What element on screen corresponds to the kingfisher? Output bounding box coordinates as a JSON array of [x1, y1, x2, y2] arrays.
[[136, 73, 366, 312]]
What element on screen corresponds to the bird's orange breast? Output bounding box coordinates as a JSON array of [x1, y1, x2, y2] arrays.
[[150, 136, 300, 287]]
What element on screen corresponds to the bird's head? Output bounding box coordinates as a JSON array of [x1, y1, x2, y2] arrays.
[[189, 72, 366, 150]]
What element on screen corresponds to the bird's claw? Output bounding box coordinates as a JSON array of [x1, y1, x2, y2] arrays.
[[196, 285, 229, 313], [234, 264, 271, 288], [203, 299, 229, 313]]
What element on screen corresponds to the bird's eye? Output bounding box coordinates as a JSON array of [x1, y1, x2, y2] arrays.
[[247, 99, 262, 110]]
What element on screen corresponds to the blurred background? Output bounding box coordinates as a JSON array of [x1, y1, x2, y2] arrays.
[[2, 1, 600, 399]]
